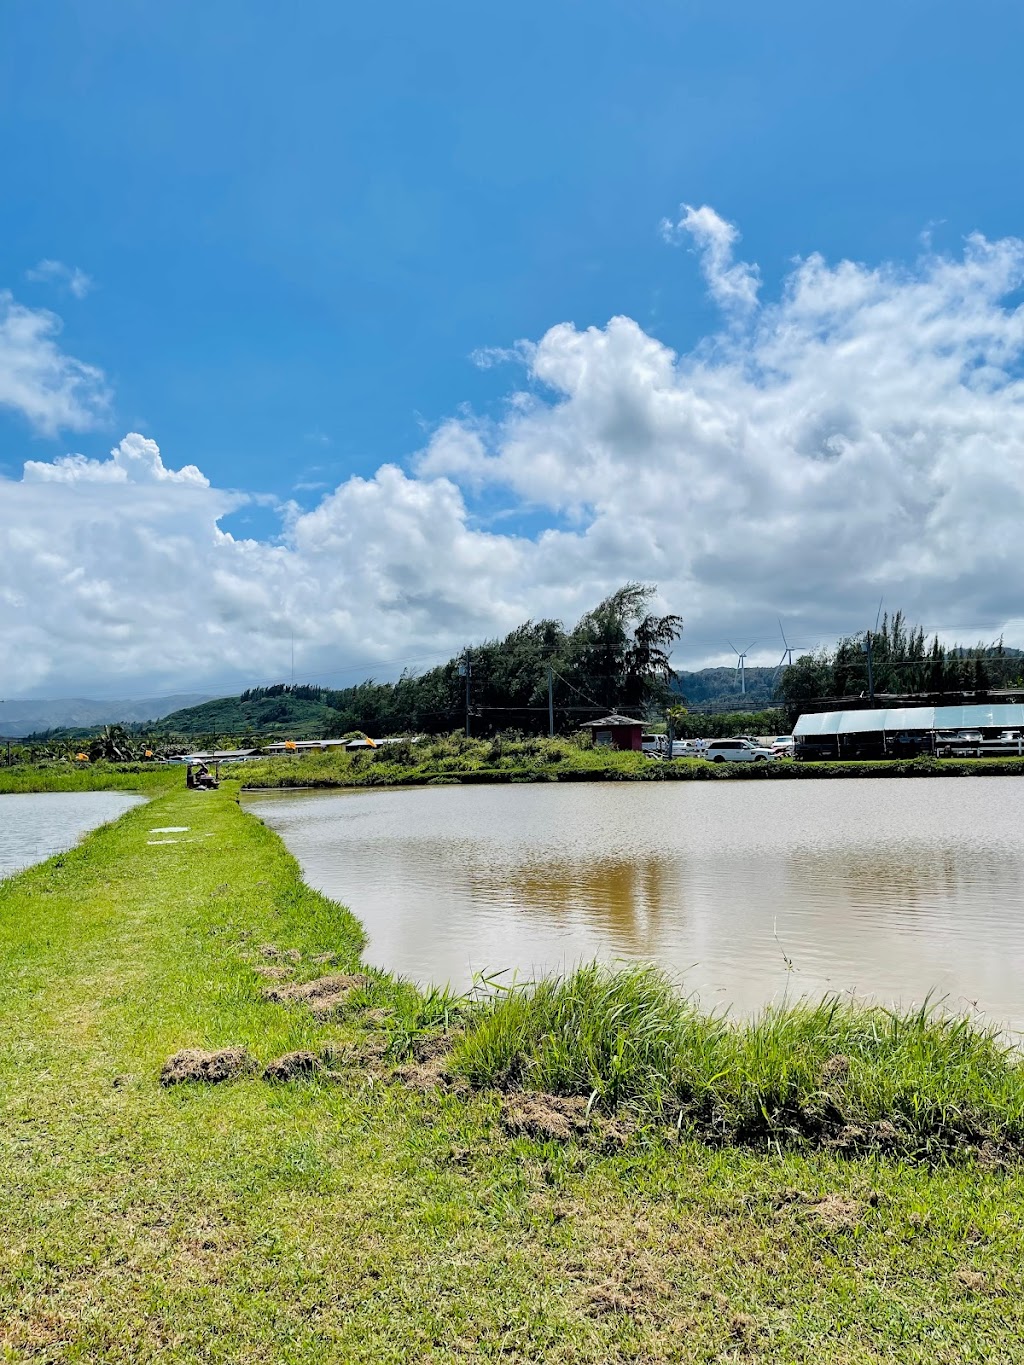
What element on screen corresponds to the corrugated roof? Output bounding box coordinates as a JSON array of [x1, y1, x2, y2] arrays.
[[794, 704, 1024, 736]]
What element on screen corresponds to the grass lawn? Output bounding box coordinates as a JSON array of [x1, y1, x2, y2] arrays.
[[0, 763, 179, 796], [1, 783, 1022, 1361]]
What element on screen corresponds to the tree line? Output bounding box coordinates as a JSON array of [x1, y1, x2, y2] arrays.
[[245, 583, 684, 738], [778, 611, 1024, 720]]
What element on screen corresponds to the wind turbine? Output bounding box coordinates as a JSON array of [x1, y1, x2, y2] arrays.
[[773, 619, 807, 684], [728, 640, 758, 695]]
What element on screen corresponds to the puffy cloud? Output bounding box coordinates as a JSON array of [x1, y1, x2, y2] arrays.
[[0, 291, 110, 434], [23, 433, 208, 486], [26, 259, 94, 300], [660, 203, 761, 312], [4, 215, 1024, 696]]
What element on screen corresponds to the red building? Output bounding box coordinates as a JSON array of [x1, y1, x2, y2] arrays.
[[583, 714, 644, 751]]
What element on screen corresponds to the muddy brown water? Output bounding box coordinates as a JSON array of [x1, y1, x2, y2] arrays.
[[245, 778, 1024, 1031], [0, 791, 145, 879]]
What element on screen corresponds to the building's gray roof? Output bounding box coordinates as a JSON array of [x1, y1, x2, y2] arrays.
[[582, 714, 644, 727], [794, 704, 1024, 737]]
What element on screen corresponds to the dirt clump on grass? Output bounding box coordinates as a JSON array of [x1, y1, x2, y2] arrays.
[[819, 1053, 851, 1085], [397, 1053, 456, 1091], [262, 972, 370, 1017], [808, 1193, 864, 1228], [499, 1091, 633, 1146], [502, 1093, 593, 1141], [391, 1033, 473, 1093], [160, 1047, 256, 1086], [258, 944, 302, 962], [262, 1051, 342, 1083], [253, 964, 293, 980]]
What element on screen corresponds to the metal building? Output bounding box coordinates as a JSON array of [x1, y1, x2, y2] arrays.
[[794, 704, 1024, 761]]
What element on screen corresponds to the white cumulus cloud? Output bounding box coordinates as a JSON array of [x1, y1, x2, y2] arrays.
[[23, 433, 208, 486], [4, 213, 1024, 696], [0, 291, 110, 435]]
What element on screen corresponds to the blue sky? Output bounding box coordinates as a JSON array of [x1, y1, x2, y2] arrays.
[[3, 2, 1024, 696]]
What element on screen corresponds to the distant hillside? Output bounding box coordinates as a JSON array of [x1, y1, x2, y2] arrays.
[[674, 666, 779, 709], [152, 691, 343, 738], [0, 693, 213, 738], [153, 666, 780, 739]]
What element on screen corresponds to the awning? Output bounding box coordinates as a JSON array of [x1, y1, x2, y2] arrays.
[[794, 704, 1024, 736]]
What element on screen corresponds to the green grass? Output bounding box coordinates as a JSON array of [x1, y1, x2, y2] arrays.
[[453, 964, 1024, 1159], [2, 784, 1024, 1359], [0, 760, 179, 794]]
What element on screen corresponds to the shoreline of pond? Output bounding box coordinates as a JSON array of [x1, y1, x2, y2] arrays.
[[238, 753, 1024, 793]]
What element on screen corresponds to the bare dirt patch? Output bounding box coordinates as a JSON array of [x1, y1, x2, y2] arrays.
[[502, 1093, 593, 1141], [253, 965, 293, 980], [393, 1033, 471, 1093], [262, 972, 370, 1017], [807, 1194, 863, 1229], [262, 1051, 342, 1083], [498, 1091, 633, 1146], [258, 944, 302, 962], [955, 1268, 994, 1294], [818, 1053, 851, 1085], [327, 1034, 390, 1067], [160, 1047, 256, 1086], [397, 1054, 455, 1091]]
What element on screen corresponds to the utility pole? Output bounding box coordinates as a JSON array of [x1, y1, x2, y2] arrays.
[[666, 708, 675, 759], [459, 652, 472, 737], [547, 665, 555, 738], [863, 631, 875, 706]]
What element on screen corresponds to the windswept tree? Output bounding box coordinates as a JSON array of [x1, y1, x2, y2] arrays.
[[553, 583, 684, 718]]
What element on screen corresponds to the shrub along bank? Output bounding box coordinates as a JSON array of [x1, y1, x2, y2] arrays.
[[2, 777, 1024, 1357], [238, 733, 1024, 790]]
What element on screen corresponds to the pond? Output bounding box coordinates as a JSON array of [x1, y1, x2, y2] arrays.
[[246, 778, 1024, 1030], [0, 791, 145, 879]]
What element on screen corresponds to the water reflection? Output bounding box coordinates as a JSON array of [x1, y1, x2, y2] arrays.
[[472, 855, 684, 946], [246, 779, 1024, 1030]]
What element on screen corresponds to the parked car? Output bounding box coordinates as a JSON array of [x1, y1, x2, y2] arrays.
[[641, 735, 699, 759], [702, 738, 776, 763], [770, 735, 795, 757], [978, 730, 1024, 755]]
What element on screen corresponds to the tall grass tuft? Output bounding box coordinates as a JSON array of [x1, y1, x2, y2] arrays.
[[450, 963, 1024, 1158]]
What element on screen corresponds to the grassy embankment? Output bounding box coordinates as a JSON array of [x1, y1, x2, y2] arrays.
[[239, 733, 1024, 790], [0, 762, 179, 795], [2, 777, 1024, 1358]]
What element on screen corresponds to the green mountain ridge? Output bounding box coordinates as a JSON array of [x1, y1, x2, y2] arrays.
[[151, 667, 778, 739]]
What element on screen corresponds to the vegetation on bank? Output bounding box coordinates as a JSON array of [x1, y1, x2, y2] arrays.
[[453, 964, 1024, 1161], [0, 761, 179, 795], [3, 739, 1023, 799], [239, 733, 1024, 790], [2, 785, 1024, 1358]]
